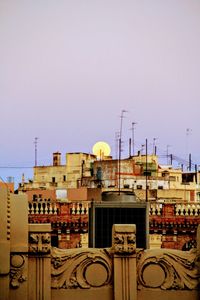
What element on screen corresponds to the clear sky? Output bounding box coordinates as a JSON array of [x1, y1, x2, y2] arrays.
[[1, 1, 200, 186]]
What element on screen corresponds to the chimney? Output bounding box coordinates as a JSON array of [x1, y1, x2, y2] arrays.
[[53, 152, 61, 166]]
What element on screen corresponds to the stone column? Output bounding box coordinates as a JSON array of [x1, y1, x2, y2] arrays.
[[28, 224, 51, 300], [112, 224, 137, 300]]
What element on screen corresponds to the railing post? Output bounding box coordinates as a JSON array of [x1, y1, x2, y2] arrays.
[[112, 224, 137, 300]]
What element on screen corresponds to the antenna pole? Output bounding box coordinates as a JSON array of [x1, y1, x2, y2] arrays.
[[186, 128, 192, 170], [131, 122, 137, 156], [153, 138, 157, 155], [118, 110, 127, 194], [189, 153, 192, 171], [145, 138, 148, 202], [115, 132, 119, 159], [166, 145, 171, 164], [118, 138, 121, 195], [119, 110, 127, 141], [34, 137, 39, 167], [129, 138, 131, 157]]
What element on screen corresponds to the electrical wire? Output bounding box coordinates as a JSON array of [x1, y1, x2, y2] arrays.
[[0, 166, 32, 169]]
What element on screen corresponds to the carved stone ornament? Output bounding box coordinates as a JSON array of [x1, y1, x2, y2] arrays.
[[112, 224, 136, 255], [51, 247, 113, 289], [10, 255, 27, 288], [137, 248, 200, 290], [29, 233, 51, 253]]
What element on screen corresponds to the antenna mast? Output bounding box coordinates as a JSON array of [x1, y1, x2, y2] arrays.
[[153, 138, 158, 155], [131, 122, 137, 156], [115, 132, 120, 159], [145, 138, 148, 202], [34, 137, 39, 167], [118, 110, 127, 194], [166, 144, 172, 165], [186, 128, 192, 170]]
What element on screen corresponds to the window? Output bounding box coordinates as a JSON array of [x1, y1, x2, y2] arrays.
[[63, 175, 66, 182], [137, 185, 142, 189], [124, 184, 130, 188], [143, 171, 151, 176], [52, 177, 56, 183], [162, 172, 169, 178]]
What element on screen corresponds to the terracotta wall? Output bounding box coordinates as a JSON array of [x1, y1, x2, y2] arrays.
[[67, 187, 101, 201]]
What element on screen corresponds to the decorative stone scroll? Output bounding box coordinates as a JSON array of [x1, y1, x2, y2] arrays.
[[51, 247, 113, 289], [10, 255, 27, 288], [112, 224, 136, 255], [29, 233, 51, 253], [137, 248, 200, 290]]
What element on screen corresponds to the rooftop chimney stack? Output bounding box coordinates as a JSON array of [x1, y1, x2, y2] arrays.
[[53, 152, 61, 166]]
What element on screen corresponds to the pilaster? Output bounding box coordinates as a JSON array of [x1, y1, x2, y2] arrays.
[[10, 193, 28, 300], [28, 224, 51, 300], [0, 187, 11, 300], [112, 224, 137, 300]]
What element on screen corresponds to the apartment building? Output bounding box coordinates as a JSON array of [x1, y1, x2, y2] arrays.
[[17, 151, 200, 250]]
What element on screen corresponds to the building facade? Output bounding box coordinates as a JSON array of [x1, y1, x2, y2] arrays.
[[18, 151, 200, 250]]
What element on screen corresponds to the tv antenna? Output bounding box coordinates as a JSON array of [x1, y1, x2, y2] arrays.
[[166, 144, 171, 164], [130, 122, 137, 156], [186, 128, 192, 168], [115, 131, 120, 159], [118, 110, 128, 194], [153, 137, 158, 155], [34, 137, 39, 166]]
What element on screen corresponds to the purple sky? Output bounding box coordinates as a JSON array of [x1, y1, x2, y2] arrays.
[[1, 1, 200, 186]]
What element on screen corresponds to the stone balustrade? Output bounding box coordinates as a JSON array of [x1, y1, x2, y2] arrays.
[[70, 202, 89, 215], [29, 201, 200, 217], [149, 203, 163, 215], [150, 202, 200, 216], [175, 203, 200, 216], [28, 202, 89, 215], [29, 202, 58, 215]]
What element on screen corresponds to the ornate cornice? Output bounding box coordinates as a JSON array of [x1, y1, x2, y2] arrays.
[[137, 248, 200, 290], [29, 233, 51, 253], [112, 224, 136, 255], [51, 247, 113, 289]]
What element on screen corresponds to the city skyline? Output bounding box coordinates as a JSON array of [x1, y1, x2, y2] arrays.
[[1, 1, 200, 186]]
